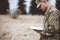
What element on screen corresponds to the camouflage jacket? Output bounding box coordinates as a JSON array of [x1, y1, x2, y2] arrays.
[[40, 5, 60, 40]]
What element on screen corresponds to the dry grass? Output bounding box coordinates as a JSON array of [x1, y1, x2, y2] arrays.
[[0, 15, 45, 40]]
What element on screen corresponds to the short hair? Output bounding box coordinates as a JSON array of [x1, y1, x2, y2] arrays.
[[44, 0, 48, 1]]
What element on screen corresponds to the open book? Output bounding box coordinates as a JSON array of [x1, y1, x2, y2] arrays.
[[30, 25, 44, 30]]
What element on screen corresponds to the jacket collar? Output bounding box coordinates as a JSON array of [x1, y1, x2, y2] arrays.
[[45, 4, 53, 15]]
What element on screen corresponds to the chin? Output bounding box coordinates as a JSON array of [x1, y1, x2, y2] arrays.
[[42, 10, 45, 11]]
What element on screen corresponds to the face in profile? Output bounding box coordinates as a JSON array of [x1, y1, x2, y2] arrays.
[[36, 0, 48, 11]]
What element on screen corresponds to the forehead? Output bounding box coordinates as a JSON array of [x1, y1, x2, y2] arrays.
[[40, 0, 47, 1], [36, 0, 47, 3], [36, 0, 47, 5]]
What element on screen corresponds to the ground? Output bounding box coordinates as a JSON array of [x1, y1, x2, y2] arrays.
[[0, 15, 45, 40]]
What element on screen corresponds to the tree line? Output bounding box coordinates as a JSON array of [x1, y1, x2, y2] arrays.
[[0, 0, 60, 15]]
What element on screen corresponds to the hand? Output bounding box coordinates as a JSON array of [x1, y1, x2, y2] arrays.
[[40, 31, 52, 36]]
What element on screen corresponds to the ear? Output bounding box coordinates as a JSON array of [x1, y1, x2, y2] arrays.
[[35, 0, 40, 4], [35, 0, 38, 4]]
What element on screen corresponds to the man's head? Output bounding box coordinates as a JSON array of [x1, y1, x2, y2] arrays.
[[36, 0, 49, 11]]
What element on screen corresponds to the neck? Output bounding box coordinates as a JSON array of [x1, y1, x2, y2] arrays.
[[47, 2, 51, 9], [44, 2, 51, 14]]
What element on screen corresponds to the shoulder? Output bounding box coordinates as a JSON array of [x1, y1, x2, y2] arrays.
[[49, 6, 60, 16]]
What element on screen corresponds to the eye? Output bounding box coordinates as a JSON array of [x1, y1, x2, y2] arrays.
[[42, 1, 46, 3]]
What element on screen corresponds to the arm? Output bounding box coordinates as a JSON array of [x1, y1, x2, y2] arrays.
[[48, 11, 59, 31], [41, 11, 59, 36]]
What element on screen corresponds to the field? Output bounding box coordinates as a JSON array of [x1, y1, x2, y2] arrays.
[[0, 15, 45, 40]]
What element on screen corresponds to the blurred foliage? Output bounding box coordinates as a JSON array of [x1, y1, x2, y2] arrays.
[[0, 0, 9, 14], [56, 0, 60, 11]]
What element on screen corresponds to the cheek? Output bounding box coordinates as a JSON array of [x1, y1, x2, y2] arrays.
[[41, 4, 45, 8], [39, 5, 44, 10], [40, 3, 46, 10]]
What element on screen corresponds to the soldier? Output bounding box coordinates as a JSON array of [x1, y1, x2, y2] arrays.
[[31, 0, 60, 40]]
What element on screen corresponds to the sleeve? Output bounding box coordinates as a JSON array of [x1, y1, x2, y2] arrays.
[[41, 11, 59, 36], [48, 11, 59, 31]]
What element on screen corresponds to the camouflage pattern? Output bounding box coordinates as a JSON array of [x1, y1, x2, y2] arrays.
[[40, 5, 60, 40]]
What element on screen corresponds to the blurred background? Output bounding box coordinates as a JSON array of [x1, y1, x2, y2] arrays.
[[0, 0, 59, 15], [0, 0, 60, 40]]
